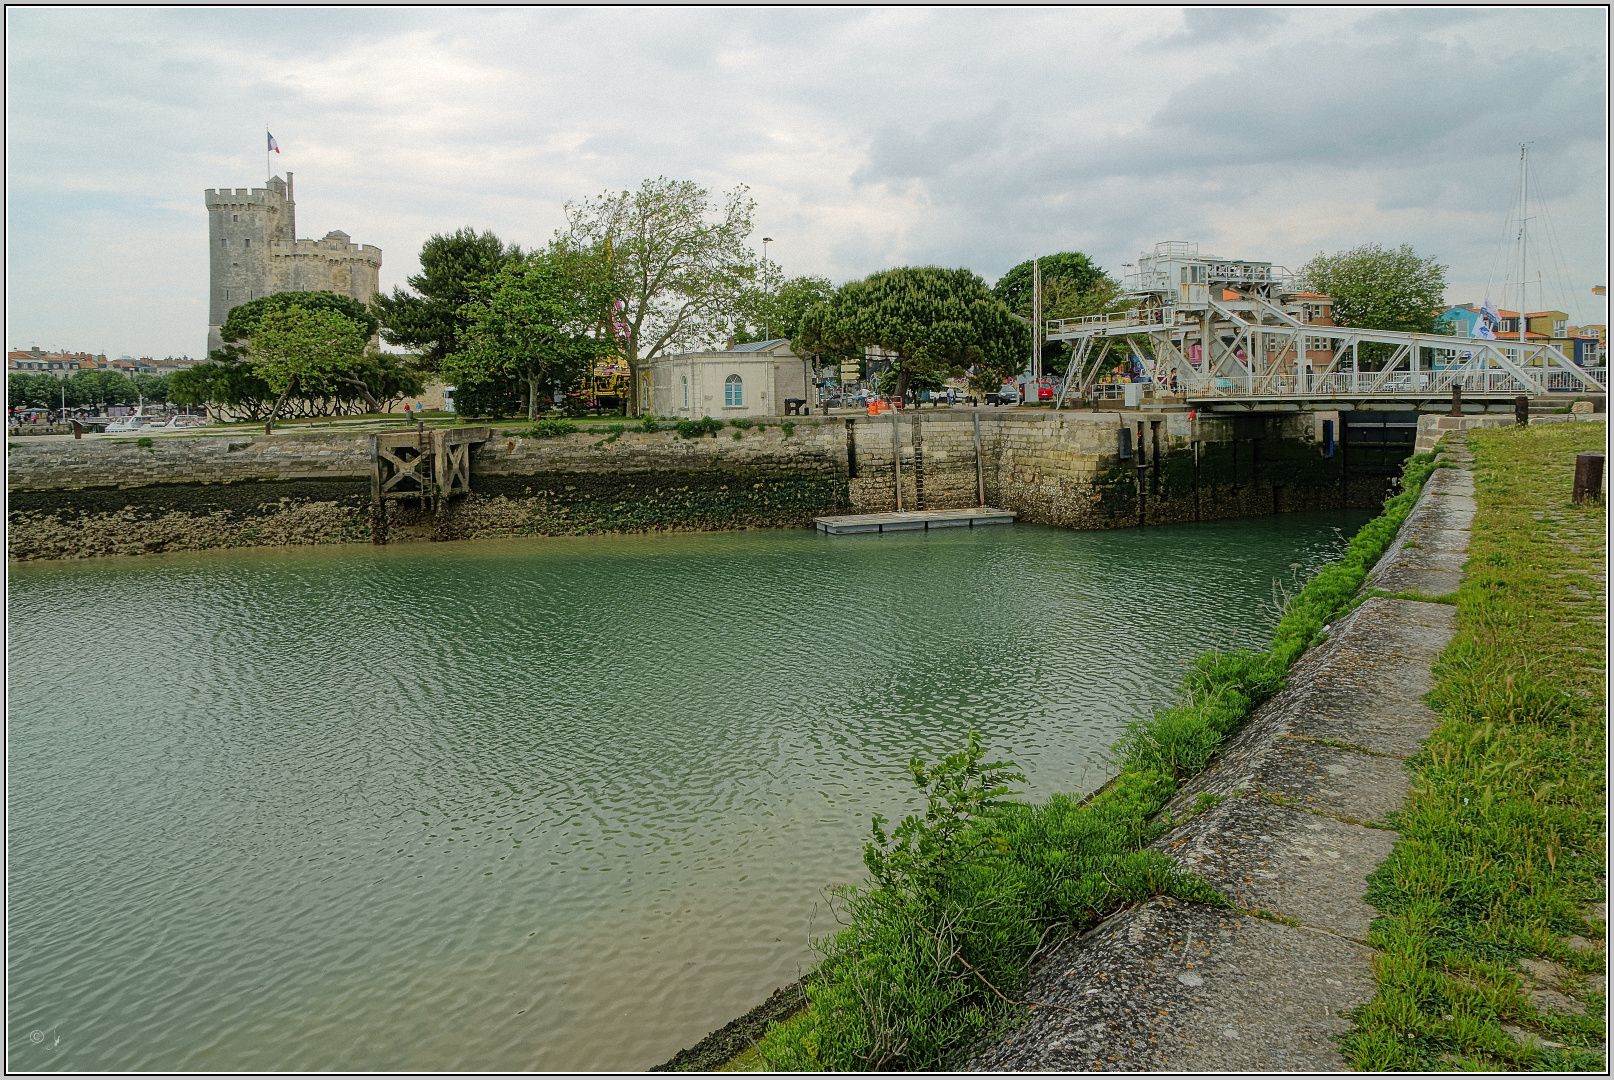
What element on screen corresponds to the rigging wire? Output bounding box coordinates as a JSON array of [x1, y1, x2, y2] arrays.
[[1525, 152, 1585, 326], [1484, 162, 1524, 303]]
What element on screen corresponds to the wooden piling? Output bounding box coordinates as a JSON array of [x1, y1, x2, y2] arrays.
[[890, 409, 903, 512], [1573, 452, 1604, 505], [369, 433, 387, 545], [972, 412, 985, 507], [910, 414, 925, 511]]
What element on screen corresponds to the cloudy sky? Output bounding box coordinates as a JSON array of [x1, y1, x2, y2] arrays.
[[6, 6, 1608, 359]]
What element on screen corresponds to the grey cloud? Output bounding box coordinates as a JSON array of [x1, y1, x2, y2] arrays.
[[1163, 7, 1286, 47], [853, 102, 1012, 187], [4, 7, 1607, 356]]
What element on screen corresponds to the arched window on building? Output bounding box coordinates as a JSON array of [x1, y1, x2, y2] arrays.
[[724, 373, 743, 407]]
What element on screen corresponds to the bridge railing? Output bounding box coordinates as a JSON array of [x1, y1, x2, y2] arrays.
[[1545, 367, 1608, 391], [1047, 309, 1164, 336], [1189, 368, 1545, 399]]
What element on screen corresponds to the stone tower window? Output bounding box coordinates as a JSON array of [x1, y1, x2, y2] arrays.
[[233, 214, 238, 222], [220, 238, 227, 247], [244, 238, 250, 247]]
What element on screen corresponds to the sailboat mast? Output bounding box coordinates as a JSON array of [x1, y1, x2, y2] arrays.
[[1519, 143, 1528, 343]]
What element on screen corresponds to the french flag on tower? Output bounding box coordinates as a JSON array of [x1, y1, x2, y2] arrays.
[[267, 131, 280, 153]]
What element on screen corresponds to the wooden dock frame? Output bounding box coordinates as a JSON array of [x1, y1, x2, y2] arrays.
[[369, 426, 491, 543]]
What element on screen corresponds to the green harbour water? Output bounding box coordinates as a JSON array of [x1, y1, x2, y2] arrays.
[[7, 513, 1368, 1071]]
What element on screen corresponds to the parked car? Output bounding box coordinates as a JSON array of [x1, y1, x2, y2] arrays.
[[985, 384, 1020, 406]]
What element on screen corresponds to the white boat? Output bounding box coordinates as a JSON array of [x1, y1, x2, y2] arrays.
[[103, 413, 157, 433], [144, 415, 208, 432]]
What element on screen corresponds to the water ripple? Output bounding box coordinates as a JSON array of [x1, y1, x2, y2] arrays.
[[7, 514, 1366, 1071]]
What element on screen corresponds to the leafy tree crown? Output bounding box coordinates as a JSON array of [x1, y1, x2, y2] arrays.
[[221, 290, 379, 344], [1298, 243, 1449, 334], [991, 252, 1107, 313]]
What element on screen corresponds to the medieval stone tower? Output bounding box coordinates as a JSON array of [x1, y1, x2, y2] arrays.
[[204, 173, 382, 352]]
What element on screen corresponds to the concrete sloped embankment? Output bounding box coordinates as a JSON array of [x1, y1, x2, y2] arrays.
[[966, 464, 1476, 1072]]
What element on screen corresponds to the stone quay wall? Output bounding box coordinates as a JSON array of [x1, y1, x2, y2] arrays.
[[846, 410, 1391, 528], [8, 411, 1391, 561]]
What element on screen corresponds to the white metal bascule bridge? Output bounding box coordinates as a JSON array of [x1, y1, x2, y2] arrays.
[[1046, 242, 1607, 411]]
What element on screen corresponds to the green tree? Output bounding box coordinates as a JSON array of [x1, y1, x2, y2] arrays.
[[170, 361, 274, 420], [59, 369, 140, 409], [246, 305, 370, 422], [798, 267, 1029, 401], [733, 272, 835, 345], [133, 373, 171, 404], [221, 290, 379, 344], [561, 177, 759, 413], [991, 252, 1107, 313], [8, 373, 61, 410], [1299, 243, 1449, 334], [994, 254, 1127, 377], [374, 228, 521, 370], [216, 290, 420, 414], [445, 248, 612, 420]]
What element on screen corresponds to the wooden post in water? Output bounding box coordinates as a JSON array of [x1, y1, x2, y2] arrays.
[[972, 412, 986, 507], [369, 433, 387, 545], [890, 408, 903, 512], [433, 429, 449, 532], [1192, 438, 1200, 521], [910, 414, 925, 510]]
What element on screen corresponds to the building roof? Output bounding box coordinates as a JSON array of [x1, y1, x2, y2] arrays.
[[1450, 304, 1524, 318], [724, 338, 791, 353], [1525, 310, 1570, 318], [1291, 293, 1331, 300]]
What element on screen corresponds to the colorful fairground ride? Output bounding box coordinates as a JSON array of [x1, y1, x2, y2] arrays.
[[569, 355, 632, 411], [569, 300, 635, 411]]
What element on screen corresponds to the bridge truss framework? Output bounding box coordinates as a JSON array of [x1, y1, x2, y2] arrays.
[[1045, 242, 1606, 409]]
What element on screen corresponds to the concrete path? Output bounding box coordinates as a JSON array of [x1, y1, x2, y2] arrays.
[[968, 459, 1475, 1071]]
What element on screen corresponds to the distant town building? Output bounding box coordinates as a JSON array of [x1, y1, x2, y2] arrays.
[[7, 346, 107, 377], [1438, 305, 1602, 365], [204, 172, 382, 353]]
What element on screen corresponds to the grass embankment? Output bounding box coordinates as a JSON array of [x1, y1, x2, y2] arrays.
[[1345, 424, 1607, 1071], [743, 452, 1443, 1071]]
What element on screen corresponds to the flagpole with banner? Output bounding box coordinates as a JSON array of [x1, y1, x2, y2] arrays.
[[266, 127, 281, 182]]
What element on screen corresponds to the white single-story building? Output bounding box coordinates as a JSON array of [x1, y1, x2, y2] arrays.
[[645, 338, 812, 418]]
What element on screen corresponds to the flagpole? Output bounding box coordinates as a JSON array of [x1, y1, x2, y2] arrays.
[[266, 123, 270, 182]]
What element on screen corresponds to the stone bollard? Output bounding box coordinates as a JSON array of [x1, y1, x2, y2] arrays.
[[1573, 452, 1604, 505], [1572, 400, 1594, 415], [1514, 395, 1530, 426]]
